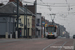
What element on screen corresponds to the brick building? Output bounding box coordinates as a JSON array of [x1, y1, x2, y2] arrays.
[[9, 0, 23, 7], [24, 1, 36, 38]]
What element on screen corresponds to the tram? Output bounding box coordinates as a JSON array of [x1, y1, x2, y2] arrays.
[[46, 24, 58, 39]]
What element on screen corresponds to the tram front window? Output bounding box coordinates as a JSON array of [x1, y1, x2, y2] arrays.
[[48, 27, 56, 32]]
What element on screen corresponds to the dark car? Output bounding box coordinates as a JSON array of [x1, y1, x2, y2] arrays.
[[73, 35, 75, 39]]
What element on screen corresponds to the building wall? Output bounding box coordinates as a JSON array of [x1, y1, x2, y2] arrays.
[[27, 16, 32, 38], [24, 3, 36, 38], [0, 17, 7, 35], [19, 15, 24, 28], [32, 16, 35, 38], [36, 13, 41, 38], [18, 15, 32, 38], [27, 16, 32, 28], [32, 16, 35, 28], [0, 16, 15, 38], [25, 3, 35, 14]]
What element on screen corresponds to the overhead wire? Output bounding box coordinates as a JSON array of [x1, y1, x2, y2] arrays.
[[1, 0, 75, 15], [22, 1, 75, 7], [1, 0, 75, 7]]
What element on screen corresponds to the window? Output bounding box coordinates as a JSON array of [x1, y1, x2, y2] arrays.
[[37, 19, 40, 26], [37, 19, 40, 24], [20, 24, 23, 26], [19, 18, 21, 24], [28, 19, 30, 26], [47, 27, 56, 32]]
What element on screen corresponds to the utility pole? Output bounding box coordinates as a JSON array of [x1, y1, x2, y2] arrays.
[[24, 4, 27, 38], [35, 0, 37, 38], [44, 17, 45, 38], [26, 4, 27, 38], [16, 0, 19, 38], [24, 5, 25, 38]]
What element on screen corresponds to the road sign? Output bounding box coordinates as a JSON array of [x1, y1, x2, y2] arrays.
[[42, 22, 45, 25], [45, 24, 47, 27]]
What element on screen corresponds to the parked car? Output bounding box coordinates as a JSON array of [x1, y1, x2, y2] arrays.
[[73, 35, 75, 39]]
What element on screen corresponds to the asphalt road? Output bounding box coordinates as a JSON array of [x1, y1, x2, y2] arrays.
[[0, 38, 74, 50]]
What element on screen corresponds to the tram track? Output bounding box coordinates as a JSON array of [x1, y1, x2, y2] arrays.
[[43, 39, 70, 50]]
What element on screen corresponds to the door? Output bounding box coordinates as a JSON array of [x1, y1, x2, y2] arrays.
[[27, 28, 29, 38], [18, 28, 22, 38], [38, 30, 40, 37]]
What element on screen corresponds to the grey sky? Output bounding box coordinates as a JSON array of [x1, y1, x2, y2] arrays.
[[0, 0, 75, 36]]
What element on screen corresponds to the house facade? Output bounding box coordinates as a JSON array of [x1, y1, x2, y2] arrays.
[[0, 14, 16, 38], [19, 15, 32, 38], [0, 2, 33, 38], [9, 0, 35, 38], [32, 15, 36, 38], [35, 13, 42, 38], [24, 2, 36, 38]]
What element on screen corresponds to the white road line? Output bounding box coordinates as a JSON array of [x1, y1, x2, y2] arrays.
[[43, 40, 62, 50], [73, 40, 75, 50], [58, 40, 70, 50]]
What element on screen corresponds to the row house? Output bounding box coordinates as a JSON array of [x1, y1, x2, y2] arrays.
[[59, 25, 66, 37], [9, 0, 36, 38], [24, 1, 38, 38], [0, 2, 34, 38], [32, 15, 36, 38], [24, 2, 36, 38], [25, 2, 43, 38], [9, 0, 35, 38], [36, 13, 42, 38], [0, 0, 48, 38], [0, 2, 18, 38]]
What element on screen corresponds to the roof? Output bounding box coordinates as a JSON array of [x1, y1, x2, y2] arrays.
[[0, 2, 34, 15], [24, 4, 35, 14]]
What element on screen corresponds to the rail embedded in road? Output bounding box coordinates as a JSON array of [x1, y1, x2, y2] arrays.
[[43, 39, 73, 50], [43, 40, 62, 50]]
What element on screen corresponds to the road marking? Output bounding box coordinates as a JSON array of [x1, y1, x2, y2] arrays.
[[58, 40, 70, 50], [43, 40, 62, 50], [73, 40, 75, 50]]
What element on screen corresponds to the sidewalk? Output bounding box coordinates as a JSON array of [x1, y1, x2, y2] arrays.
[[0, 38, 46, 43], [74, 40, 75, 50]]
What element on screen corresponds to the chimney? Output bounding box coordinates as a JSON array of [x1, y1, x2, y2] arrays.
[[9, 0, 16, 2], [9, 0, 23, 7], [0, 3, 4, 6]]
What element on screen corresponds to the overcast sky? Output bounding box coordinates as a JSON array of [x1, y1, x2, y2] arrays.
[[0, 0, 75, 36]]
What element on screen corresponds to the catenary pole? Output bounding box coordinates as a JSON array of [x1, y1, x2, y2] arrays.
[[26, 4, 27, 38], [17, 0, 19, 38]]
